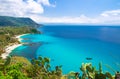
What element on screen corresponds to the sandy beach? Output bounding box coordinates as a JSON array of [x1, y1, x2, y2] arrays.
[[1, 34, 28, 59], [1, 44, 22, 59], [16, 34, 29, 39]]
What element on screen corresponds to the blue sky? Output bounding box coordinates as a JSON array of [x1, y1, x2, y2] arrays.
[[44, 0, 120, 17], [0, 0, 120, 24]]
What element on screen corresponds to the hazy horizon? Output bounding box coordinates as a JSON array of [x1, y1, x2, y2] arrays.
[[0, 0, 120, 25]]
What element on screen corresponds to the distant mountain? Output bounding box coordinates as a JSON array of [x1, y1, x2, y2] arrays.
[[0, 16, 40, 27]]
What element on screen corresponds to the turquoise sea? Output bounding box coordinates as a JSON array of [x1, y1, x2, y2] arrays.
[[11, 25, 120, 74]]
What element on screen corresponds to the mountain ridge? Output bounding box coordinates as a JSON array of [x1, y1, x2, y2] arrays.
[[0, 16, 40, 27]]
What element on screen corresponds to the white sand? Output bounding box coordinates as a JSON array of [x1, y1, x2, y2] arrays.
[[16, 34, 28, 39], [1, 34, 28, 59], [1, 44, 22, 59]]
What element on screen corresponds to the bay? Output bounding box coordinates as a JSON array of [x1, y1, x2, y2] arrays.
[[11, 25, 120, 74]]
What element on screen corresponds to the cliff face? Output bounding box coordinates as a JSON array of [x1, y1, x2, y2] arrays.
[[0, 16, 39, 27]]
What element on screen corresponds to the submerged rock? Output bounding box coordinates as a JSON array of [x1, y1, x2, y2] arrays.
[[86, 57, 92, 60]]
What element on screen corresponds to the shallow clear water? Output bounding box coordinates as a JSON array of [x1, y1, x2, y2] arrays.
[[11, 25, 120, 74]]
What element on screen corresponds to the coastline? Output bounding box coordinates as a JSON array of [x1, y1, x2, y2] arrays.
[[16, 34, 29, 39], [1, 34, 28, 59], [16, 34, 29, 42]]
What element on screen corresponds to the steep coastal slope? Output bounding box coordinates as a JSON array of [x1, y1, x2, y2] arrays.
[[0, 16, 39, 27]]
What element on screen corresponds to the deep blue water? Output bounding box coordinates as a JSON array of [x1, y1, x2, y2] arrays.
[[11, 25, 120, 74]]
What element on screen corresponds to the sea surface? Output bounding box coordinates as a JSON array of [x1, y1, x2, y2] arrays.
[[11, 25, 120, 74]]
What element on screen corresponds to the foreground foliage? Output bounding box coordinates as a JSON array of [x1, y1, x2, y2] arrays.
[[0, 56, 62, 79], [0, 56, 119, 79]]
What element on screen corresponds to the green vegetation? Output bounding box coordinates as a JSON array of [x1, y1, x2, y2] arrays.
[[0, 26, 40, 55], [79, 62, 114, 79], [0, 56, 119, 79], [0, 16, 39, 27], [0, 56, 62, 79]]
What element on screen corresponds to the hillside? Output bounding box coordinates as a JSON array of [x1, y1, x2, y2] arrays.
[[0, 16, 39, 27]]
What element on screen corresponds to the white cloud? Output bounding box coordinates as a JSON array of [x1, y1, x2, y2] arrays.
[[30, 15, 98, 24], [0, 0, 53, 17], [101, 9, 120, 17], [26, 0, 44, 14], [97, 9, 120, 24], [37, 0, 55, 7], [0, 0, 120, 24], [30, 9, 120, 25]]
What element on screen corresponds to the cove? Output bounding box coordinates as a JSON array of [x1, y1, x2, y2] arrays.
[[11, 25, 120, 74]]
